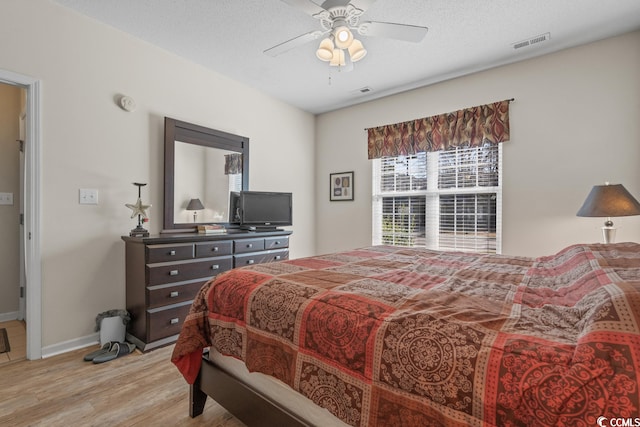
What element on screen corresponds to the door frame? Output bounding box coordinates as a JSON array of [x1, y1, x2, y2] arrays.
[[0, 68, 42, 360], [19, 110, 26, 321]]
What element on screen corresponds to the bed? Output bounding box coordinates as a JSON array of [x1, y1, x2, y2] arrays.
[[172, 243, 640, 426]]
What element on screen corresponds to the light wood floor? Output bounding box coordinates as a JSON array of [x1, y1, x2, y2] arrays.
[[0, 320, 26, 365], [0, 343, 246, 427]]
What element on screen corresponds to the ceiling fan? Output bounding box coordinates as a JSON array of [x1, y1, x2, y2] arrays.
[[264, 0, 428, 69]]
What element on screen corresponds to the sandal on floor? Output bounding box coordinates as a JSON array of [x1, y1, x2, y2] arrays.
[[92, 342, 136, 364], [83, 341, 117, 362]]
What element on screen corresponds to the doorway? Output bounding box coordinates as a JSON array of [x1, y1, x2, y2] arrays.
[[0, 83, 24, 365], [0, 69, 42, 360]]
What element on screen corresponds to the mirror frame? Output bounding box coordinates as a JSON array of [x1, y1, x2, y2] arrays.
[[163, 117, 249, 231]]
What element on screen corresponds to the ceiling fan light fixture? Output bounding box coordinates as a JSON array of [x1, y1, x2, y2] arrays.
[[316, 37, 334, 61], [348, 39, 367, 62], [333, 25, 353, 49], [329, 48, 345, 66]]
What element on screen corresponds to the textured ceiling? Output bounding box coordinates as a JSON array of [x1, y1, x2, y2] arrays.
[[52, 0, 640, 114]]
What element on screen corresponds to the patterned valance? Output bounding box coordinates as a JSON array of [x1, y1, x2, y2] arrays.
[[224, 153, 243, 175], [367, 99, 512, 159]]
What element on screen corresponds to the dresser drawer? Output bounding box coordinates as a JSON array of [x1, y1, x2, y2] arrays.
[[265, 248, 289, 263], [147, 257, 233, 285], [234, 238, 265, 254], [265, 236, 289, 249], [235, 249, 288, 267], [195, 240, 233, 258], [148, 302, 192, 342], [147, 279, 208, 309], [271, 248, 289, 262], [235, 252, 270, 267], [146, 243, 194, 263]]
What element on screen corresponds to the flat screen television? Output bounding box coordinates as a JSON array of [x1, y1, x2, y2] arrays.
[[229, 191, 292, 230]]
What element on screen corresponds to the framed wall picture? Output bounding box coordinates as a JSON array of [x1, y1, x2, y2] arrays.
[[330, 171, 354, 201]]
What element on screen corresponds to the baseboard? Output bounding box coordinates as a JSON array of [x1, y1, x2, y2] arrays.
[[0, 311, 19, 322], [41, 332, 99, 359], [0, 313, 100, 359]]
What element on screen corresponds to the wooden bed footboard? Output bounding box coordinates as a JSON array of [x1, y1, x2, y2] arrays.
[[190, 353, 311, 426]]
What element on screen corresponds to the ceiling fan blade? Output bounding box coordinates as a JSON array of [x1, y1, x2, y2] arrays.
[[341, 53, 354, 72], [263, 30, 323, 57], [345, 0, 378, 12], [358, 21, 428, 43], [280, 0, 326, 16], [320, 0, 378, 12], [335, 62, 354, 72], [320, 0, 351, 9]]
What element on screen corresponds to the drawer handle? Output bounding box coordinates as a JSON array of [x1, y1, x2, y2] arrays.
[[169, 250, 176, 256], [213, 246, 219, 252], [170, 291, 179, 298], [211, 264, 220, 270], [169, 270, 179, 276], [170, 318, 179, 325], [247, 259, 254, 265], [275, 255, 281, 260], [247, 243, 253, 248], [275, 241, 280, 245]]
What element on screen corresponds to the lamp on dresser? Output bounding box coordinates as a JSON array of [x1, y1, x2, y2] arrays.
[[577, 182, 640, 243], [186, 198, 204, 223]]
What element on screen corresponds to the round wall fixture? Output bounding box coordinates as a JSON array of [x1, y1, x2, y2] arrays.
[[119, 95, 137, 112]]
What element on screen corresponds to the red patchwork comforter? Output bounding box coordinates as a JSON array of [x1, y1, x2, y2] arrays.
[[172, 243, 640, 426]]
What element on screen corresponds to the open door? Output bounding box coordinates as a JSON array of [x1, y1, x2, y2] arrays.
[[18, 110, 26, 321]]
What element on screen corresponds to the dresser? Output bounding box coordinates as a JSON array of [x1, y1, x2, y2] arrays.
[[122, 229, 292, 351]]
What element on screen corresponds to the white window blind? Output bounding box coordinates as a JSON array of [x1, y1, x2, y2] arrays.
[[373, 144, 502, 254], [228, 173, 242, 193]]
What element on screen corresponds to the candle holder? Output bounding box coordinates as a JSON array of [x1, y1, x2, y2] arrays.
[[126, 182, 151, 237]]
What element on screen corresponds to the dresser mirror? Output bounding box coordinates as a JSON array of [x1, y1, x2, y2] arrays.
[[163, 117, 249, 231]]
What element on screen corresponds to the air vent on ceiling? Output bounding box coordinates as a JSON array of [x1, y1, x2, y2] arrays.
[[355, 86, 373, 94], [513, 32, 550, 50]]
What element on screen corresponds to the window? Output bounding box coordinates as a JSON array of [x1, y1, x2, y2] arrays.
[[373, 144, 502, 253]]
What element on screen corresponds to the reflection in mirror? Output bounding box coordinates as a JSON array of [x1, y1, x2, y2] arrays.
[[163, 117, 249, 231], [173, 141, 242, 223]]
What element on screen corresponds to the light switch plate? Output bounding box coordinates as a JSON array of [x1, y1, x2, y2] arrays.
[[0, 192, 13, 205], [79, 188, 99, 205]]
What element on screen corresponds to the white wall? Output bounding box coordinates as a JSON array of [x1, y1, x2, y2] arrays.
[[0, 0, 315, 349], [0, 83, 21, 315], [316, 31, 640, 257]]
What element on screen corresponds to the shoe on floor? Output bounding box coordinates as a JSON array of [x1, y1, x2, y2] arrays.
[[83, 341, 117, 362], [92, 342, 136, 364]]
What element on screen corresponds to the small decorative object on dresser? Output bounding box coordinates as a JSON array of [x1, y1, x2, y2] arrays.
[[125, 182, 152, 237], [329, 171, 354, 201], [122, 229, 291, 351]]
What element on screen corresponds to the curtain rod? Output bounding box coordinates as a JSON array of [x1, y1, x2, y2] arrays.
[[363, 98, 515, 131]]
